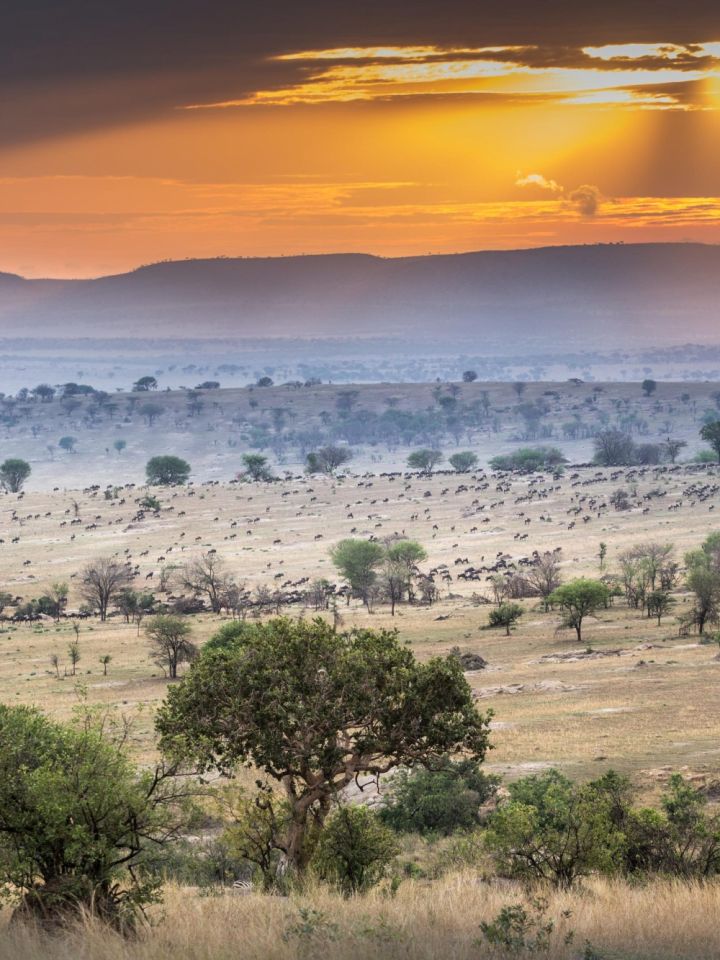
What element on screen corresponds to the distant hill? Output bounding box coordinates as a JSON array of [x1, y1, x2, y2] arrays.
[[1, 244, 719, 347]]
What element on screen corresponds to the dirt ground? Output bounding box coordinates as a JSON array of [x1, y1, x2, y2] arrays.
[[2, 454, 719, 791]]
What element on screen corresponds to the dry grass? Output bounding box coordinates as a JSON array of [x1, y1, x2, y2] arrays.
[[3, 874, 720, 959], [3, 461, 720, 782]]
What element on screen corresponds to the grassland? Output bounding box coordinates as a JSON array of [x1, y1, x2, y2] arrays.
[[3, 381, 720, 956], [2, 457, 719, 787], [4, 876, 720, 960]]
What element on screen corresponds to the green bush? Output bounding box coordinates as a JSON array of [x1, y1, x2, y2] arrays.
[[312, 805, 398, 895], [484, 769, 624, 888], [0, 704, 183, 929], [380, 757, 498, 836]]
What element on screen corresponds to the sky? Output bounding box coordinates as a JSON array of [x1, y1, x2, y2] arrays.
[[2, 0, 720, 278]]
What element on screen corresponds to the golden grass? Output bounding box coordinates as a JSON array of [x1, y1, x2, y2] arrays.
[[3, 874, 720, 959]]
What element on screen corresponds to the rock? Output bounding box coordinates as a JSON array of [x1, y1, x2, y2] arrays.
[[450, 647, 487, 671]]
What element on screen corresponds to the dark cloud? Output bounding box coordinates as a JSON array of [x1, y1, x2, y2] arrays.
[[2, 0, 720, 146], [567, 185, 603, 217]]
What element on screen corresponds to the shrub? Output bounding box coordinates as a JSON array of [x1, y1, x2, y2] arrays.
[[449, 451, 478, 473], [0, 458, 31, 492], [311, 805, 398, 895], [0, 704, 183, 929], [484, 769, 624, 888], [488, 602, 523, 635], [380, 757, 498, 836]]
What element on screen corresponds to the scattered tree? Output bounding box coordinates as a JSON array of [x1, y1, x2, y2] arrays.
[[330, 539, 385, 610], [58, 436, 77, 454], [449, 451, 478, 472], [146, 615, 197, 679], [407, 448, 444, 474], [488, 602, 523, 636], [241, 453, 273, 481], [146, 455, 191, 485], [80, 557, 134, 621], [311, 805, 398, 895], [306, 446, 353, 475], [0, 704, 185, 928], [699, 421, 720, 462], [548, 578, 610, 643], [641, 378, 657, 397], [0, 458, 31, 492]]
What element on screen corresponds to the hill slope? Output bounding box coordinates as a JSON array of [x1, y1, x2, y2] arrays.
[[1, 243, 718, 346]]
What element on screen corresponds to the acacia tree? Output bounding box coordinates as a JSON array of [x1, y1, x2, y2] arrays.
[[157, 618, 490, 875], [139, 402, 164, 426], [449, 451, 478, 473], [488, 602, 523, 636], [684, 534, 720, 634], [181, 552, 235, 613], [145, 614, 197, 679], [407, 449, 444, 474], [80, 557, 134, 621], [306, 445, 353, 475], [241, 453, 273, 481], [526, 550, 563, 610], [146, 455, 190, 485], [641, 378, 657, 397], [0, 458, 31, 492], [385, 539, 427, 607], [700, 421, 720, 462], [662, 438, 687, 463], [548, 579, 610, 643], [330, 539, 385, 610], [593, 429, 636, 466]]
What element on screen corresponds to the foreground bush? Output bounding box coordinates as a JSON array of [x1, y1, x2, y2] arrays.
[[0, 704, 186, 930], [485, 769, 623, 888]]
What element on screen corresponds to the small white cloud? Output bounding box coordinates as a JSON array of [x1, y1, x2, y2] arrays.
[[515, 172, 563, 192]]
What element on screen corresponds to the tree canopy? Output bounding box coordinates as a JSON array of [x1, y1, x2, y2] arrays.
[[157, 617, 490, 873], [548, 578, 610, 643], [146, 455, 191, 485], [0, 458, 31, 492]]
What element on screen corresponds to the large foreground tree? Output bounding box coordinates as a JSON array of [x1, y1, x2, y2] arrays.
[[157, 618, 490, 874]]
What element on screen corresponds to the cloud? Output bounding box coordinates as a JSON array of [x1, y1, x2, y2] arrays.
[[515, 173, 563, 192], [567, 184, 603, 216], [516, 173, 604, 216], [5, 2, 720, 143]]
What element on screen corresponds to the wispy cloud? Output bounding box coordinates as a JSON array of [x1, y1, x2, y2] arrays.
[[183, 42, 720, 110]]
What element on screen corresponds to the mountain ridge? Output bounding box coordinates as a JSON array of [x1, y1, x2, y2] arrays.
[[2, 243, 718, 346]]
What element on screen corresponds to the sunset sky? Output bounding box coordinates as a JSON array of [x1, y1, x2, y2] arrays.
[[3, 1, 720, 278]]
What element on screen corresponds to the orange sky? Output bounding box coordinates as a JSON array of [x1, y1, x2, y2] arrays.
[[2, 38, 720, 277]]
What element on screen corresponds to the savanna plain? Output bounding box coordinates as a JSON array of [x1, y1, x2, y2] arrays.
[[2, 378, 720, 959]]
